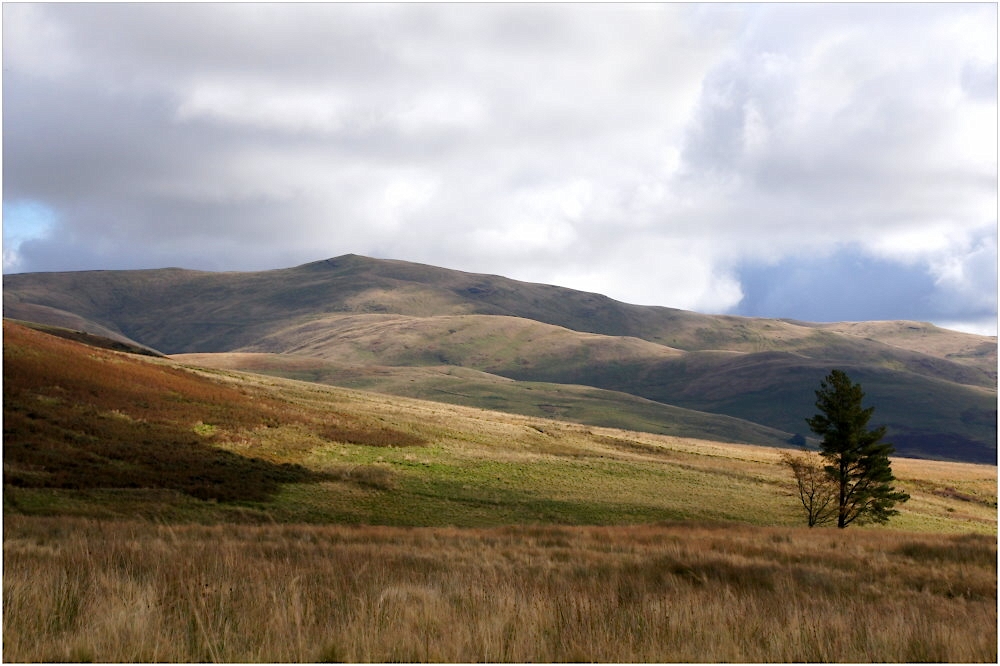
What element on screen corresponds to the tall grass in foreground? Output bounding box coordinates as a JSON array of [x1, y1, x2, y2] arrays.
[[4, 517, 995, 662]]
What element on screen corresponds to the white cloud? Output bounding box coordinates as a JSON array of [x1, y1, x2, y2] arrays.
[[394, 89, 489, 135], [929, 229, 998, 309], [2, 3, 995, 333], [1, 3, 78, 78], [175, 83, 352, 135]]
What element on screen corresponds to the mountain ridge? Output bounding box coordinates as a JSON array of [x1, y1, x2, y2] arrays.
[[5, 253, 995, 350], [4, 253, 996, 462]]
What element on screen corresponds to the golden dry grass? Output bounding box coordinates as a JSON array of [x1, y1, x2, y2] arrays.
[[3, 517, 995, 663]]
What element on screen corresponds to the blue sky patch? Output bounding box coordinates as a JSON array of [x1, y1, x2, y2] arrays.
[[732, 249, 937, 323]]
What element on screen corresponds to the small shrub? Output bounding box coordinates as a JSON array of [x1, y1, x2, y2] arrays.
[[192, 422, 217, 437], [319, 423, 427, 448]]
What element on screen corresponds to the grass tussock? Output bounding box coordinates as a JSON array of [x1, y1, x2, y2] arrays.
[[3, 517, 995, 663]]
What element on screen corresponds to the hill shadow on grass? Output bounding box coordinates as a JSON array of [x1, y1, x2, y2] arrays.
[[3, 400, 332, 503], [3, 321, 333, 504]]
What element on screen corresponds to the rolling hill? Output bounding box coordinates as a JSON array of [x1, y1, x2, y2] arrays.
[[4, 319, 996, 666], [171, 351, 797, 448], [5, 319, 996, 661], [4, 254, 996, 462], [4, 320, 995, 533]]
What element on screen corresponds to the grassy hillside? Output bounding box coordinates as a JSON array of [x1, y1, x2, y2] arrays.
[[512, 349, 998, 463], [5, 254, 994, 378], [4, 254, 996, 463], [172, 351, 797, 447], [4, 321, 996, 662], [816, 319, 998, 367], [5, 321, 995, 532], [240, 313, 683, 370], [227, 312, 996, 461]]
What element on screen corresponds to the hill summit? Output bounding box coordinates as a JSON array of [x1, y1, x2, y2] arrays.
[[4, 254, 996, 463]]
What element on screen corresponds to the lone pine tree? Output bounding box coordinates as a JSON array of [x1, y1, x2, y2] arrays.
[[805, 369, 909, 528]]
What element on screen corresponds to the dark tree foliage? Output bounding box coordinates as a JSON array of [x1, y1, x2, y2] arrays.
[[806, 369, 910, 528]]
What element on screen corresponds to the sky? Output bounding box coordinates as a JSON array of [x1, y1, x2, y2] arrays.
[[3, 3, 997, 335]]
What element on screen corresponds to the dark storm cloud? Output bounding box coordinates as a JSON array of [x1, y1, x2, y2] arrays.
[[2, 3, 996, 334], [734, 249, 939, 323], [736, 243, 998, 336]]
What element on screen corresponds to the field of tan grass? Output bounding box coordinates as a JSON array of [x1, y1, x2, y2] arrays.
[[4, 517, 995, 663]]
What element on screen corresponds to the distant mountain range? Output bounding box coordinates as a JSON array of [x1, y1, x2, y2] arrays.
[[5, 254, 996, 463]]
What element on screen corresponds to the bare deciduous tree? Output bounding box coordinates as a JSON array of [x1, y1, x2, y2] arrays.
[[782, 451, 837, 527]]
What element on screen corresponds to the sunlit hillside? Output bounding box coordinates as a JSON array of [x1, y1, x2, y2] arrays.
[[3, 321, 997, 663], [5, 255, 995, 462], [4, 321, 995, 531]]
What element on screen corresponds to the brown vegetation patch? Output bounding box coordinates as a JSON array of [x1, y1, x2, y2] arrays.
[[324, 464, 398, 490], [933, 486, 987, 504], [3, 322, 331, 502], [895, 534, 997, 568], [13, 321, 164, 357], [319, 422, 427, 448], [3, 518, 995, 663], [594, 434, 673, 457]]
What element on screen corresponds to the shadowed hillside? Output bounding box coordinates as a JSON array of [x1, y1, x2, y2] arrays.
[[2, 322, 334, 503], [4, 254, 996, 462]]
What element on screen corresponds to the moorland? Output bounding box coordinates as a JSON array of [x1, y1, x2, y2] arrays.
[[3, 255, 997, 662], [4, 253, 997, 462]]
